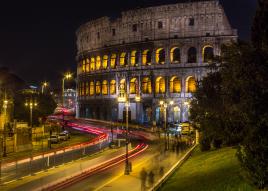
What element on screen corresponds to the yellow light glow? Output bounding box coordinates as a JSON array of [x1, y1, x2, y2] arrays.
[[64, 73, 72, 80], [159, 100, 164, 105], [135, 96, 141, 102], [118, 97, 126, 102]]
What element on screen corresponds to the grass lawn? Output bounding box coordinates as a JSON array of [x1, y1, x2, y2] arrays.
[[160, 147, 257, 191]]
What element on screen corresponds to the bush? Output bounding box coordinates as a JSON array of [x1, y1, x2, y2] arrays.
[[200, 136, 211, 151], [213, 139, 222, 149]]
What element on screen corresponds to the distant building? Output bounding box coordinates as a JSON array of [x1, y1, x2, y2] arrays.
[[76, 0, 237, 124], [63, 89, 76, 108]]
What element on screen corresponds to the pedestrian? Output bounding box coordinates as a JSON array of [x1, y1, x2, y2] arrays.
[[159, 166, 164, 177], [140, 168, 147, 191], [148, 171, 155, 188]]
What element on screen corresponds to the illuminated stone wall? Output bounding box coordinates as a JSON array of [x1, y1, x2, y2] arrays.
[[76, 0, 237, 124]]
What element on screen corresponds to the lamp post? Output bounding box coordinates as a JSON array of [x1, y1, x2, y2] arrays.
[[41, 82, 48, 94], [118, 86, 141, 175], [62, 73, 72, 107], [125, 97, 130, 175], [25, 99, 38, 128], [2, 99, 8, 157], [160, 100, 174, 150]]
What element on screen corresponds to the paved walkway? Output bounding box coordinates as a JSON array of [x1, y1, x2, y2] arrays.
[[96, 148, 189, 191]]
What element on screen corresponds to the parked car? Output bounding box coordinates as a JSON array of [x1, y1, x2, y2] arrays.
[[58, 132, 68, 141], [49, 134, 59, 144], [62, 130, 70, 139]]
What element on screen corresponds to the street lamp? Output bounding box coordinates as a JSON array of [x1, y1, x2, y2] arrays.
[[25, 99, 38, 128], [160, 99, 174, 150], [118, 90, 141, 175], [2, 99, 8, 157], [41, 81, 48, 94], [62, 73, 72, 107]]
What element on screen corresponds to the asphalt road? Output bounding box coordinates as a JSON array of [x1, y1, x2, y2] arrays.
[[1, 139, 109, 183], [61, 144, 159, 191]]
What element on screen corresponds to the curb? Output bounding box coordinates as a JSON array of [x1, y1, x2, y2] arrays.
[[149, 144, 197, 191]]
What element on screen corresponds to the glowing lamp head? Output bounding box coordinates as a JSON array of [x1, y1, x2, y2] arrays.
[[65, 73, 72, 80], [43, 82, 48, 87], [159, 100, 164, 105]]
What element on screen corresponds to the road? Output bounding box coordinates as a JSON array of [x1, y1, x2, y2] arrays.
[[1, 118, 159, 191], [0, 120, 110, 184], [61, 144, 157, 191]]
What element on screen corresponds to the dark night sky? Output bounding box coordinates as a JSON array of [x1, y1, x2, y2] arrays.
[[0, 0, 257, 87]]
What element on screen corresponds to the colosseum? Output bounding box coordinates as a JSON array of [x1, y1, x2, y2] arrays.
[[76, 0, 237, 125]]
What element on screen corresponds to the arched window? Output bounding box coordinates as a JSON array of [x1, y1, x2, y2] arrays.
[[186, 76, 197, 93], [155, 77, 165, 94], [78, 62, 82, 74], [142, 77, 152, 94], [142, 50, 152, 65], [120, 52, 128, 66], [102, 80, 108, 95], [96, 81, 101, 95], [156, 48, 165, 64], [169, 77, 181, 93], [110, 54, 117, 69], [102, 55, 108, 69], [81, 82, 85, 96], [119, 79, 126, 97], [187, 47, 197, 63], [203, 46, 214, 63], [110, 80, 116, 95], [82, 60, 86, 73], [96, 56, 101, 70], [90, 57, 95, 71], [90, 81, 95, 96], [85, 82, 89, 95], [130, 78, 138, 94], [131, 50, 138, 66], [86, 58, 90, 72], [170, 47, 181, 63]]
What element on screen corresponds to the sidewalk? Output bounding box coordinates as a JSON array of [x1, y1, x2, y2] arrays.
[[95, 144, 192, 191]]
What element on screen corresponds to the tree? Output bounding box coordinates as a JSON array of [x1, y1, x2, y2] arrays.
[[14, 91, 57, 126], [190, 0, 268, 187]]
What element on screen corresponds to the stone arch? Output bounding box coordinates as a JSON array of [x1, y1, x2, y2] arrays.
[[110, 54, 117, 69], [102, 80, 108, 95], [96, 56, 101, 70], [169, 76, 181, 93], [130, 78, 138, 94], [90, 57, 95, 71], [185, 76, 197, 93], [120, 52, 128, 66], [95, 81, 101, 95], [202, 45, 214, 63], [89, 81, 95, 96], [170, 47, 181, 63], [142, 77, 152, 94], [156, 48, 165, 64], [187, 47, 197, 63], [130, 50, 138, 66], [102, 55, 108, 69], [155, 76, 166, 94], [142, 49, 152, 65], [110, 80, 116, 95]]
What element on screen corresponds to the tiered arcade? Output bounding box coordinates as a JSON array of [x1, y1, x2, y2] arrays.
[[76, 0, 237, 124]]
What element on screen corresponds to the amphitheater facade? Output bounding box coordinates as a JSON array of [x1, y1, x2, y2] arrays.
[[76, 0, 237, 124]]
